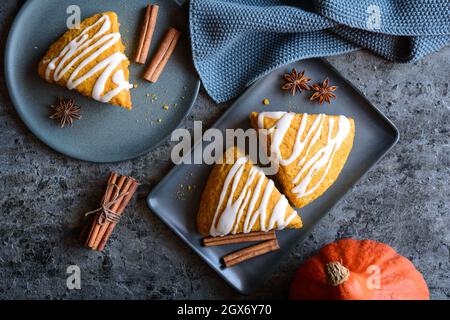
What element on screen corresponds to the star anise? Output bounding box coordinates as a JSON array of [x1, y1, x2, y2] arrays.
[[49, 98, 81, 128], [281, 68, 311, 96], [310, 78, 338, 105]]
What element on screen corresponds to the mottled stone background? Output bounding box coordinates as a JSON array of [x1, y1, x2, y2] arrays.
[[0, 1, 449, 299]]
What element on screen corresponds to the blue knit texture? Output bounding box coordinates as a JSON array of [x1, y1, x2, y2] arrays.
[[190, 0, 450, 102]]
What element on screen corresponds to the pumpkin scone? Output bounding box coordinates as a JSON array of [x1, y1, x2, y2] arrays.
[[38, 12, 133, 109], [197, 147, 302, 237], [250, 112, 355, 208]]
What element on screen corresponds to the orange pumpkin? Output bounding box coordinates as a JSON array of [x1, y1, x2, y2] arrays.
[[290, 239, 429, 300]]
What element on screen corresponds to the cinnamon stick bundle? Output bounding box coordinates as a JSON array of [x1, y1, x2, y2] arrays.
[[144, 27, 181, 83], [134, 4, 159, 64], [82, 172, 139, 251], [203, 231, 276, 247], [222, 239, 280, 268]]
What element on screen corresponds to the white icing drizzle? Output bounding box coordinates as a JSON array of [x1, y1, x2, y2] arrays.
[[257, 112, 351, 199], [44, 14, 132, 103], [209, 156, 297, 237]]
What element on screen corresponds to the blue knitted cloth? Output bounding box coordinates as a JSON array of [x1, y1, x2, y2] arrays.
[[189, 0, 450, 102]]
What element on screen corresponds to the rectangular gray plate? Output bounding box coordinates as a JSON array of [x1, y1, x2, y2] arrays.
[[147, 58, 399, 294]]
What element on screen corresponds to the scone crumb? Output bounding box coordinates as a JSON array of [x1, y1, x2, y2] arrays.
[[146, 93, 157, 103]]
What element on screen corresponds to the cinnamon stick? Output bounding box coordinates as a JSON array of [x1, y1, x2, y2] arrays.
[[83, 173, 139, 251], [86, 175, 126, 249], [203, 231, 276, 247], [102, 172, 119, 204], [85, 172, 118, 247], [222, 239, 280, 268], [97, 180, 139, 251], [134, 4, 159, 64], [91, 175, 130, 249], [143, 27, 181, 83]]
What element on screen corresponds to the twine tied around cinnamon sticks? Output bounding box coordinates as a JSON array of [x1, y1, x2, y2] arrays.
[[81, 172, 139, 251], [84, 183, 128, 225]]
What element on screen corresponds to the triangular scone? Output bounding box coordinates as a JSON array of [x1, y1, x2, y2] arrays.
[[250, 112, 355, 208], [197, 147, 302, 237], [38, 12, 132, 109]]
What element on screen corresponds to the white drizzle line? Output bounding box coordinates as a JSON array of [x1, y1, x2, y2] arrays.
[[257, 112, 351, 199], [44, 15, 132, 103], [209, 156, 297, 237]]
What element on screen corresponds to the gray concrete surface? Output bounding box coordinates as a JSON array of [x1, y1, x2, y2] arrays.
[[0, 1, 449, 299]]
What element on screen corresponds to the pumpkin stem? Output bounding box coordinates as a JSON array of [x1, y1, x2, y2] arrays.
[[326, 261, 350, 286]]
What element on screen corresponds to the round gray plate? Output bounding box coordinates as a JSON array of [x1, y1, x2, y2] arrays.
[[5, 0, 200, 162]]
